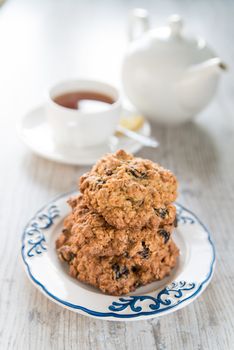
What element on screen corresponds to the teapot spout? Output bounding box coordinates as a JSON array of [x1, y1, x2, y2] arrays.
[[183, 57, 227, 81], [177, 57, 227, 114]]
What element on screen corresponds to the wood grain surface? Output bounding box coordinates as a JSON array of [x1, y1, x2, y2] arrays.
[[0, 0, 233, 349]]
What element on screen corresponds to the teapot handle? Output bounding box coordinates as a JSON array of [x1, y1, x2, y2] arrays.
[[128, 8, 149, 41]]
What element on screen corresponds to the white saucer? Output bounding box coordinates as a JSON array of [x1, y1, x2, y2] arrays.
[[18, 105, 151, 165], [21, 191, 215, 321]]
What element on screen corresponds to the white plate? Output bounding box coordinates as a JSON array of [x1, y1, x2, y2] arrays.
[[21, 191, 215, 321], [18, 106, 151, 165]]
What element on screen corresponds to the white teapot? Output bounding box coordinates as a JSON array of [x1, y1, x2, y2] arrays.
[[122, 9, 227, 125]]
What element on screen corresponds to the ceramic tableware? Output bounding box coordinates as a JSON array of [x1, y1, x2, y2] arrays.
[[21, 191, 215, 321], [47, 80, 121, 148], [122, 9, 226, 124], [18, 105, 151, 165]]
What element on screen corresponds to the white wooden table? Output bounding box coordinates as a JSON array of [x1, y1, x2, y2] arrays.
[[0, 0, 233, 349]]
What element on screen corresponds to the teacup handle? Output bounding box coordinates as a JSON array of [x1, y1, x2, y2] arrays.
[[128, 8, 149, 41]]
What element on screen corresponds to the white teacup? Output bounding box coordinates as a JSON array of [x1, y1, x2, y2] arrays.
[[46, 80, 121, 148]]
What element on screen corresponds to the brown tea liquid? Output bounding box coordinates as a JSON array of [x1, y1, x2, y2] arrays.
[[53, 91, 115, 110]]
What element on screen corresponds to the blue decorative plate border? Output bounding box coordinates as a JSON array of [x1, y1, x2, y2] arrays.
[[21, 191, 216, 319]]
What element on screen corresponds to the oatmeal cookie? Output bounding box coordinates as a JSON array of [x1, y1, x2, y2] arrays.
[[79, 150, 177, 229], [57, 205, 174, 257], [56, 151, 179, 295], [56, 196, 179, 295], [57, 239, 179, 296], [56, 195, 176, 257]]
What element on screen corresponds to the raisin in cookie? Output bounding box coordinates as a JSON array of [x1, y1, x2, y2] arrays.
[[79, 150, 177, 229]]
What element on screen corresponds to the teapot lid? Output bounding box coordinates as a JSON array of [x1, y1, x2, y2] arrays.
[[144, 15, 214, 66]]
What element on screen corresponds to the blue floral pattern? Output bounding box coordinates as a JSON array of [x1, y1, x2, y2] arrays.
[[25, 204, 60, 257], [109, 281, 195, 313], [176, 204, 195, 224]]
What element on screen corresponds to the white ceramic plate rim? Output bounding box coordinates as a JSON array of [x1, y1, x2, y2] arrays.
[[21, 191, 215, 321], [17, 105, 151, 165]]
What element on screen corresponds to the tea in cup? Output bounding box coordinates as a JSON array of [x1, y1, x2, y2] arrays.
[[46, 80, 121, 148]]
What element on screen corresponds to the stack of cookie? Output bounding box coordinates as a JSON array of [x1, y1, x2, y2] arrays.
[[56, 150, 179, 295]]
